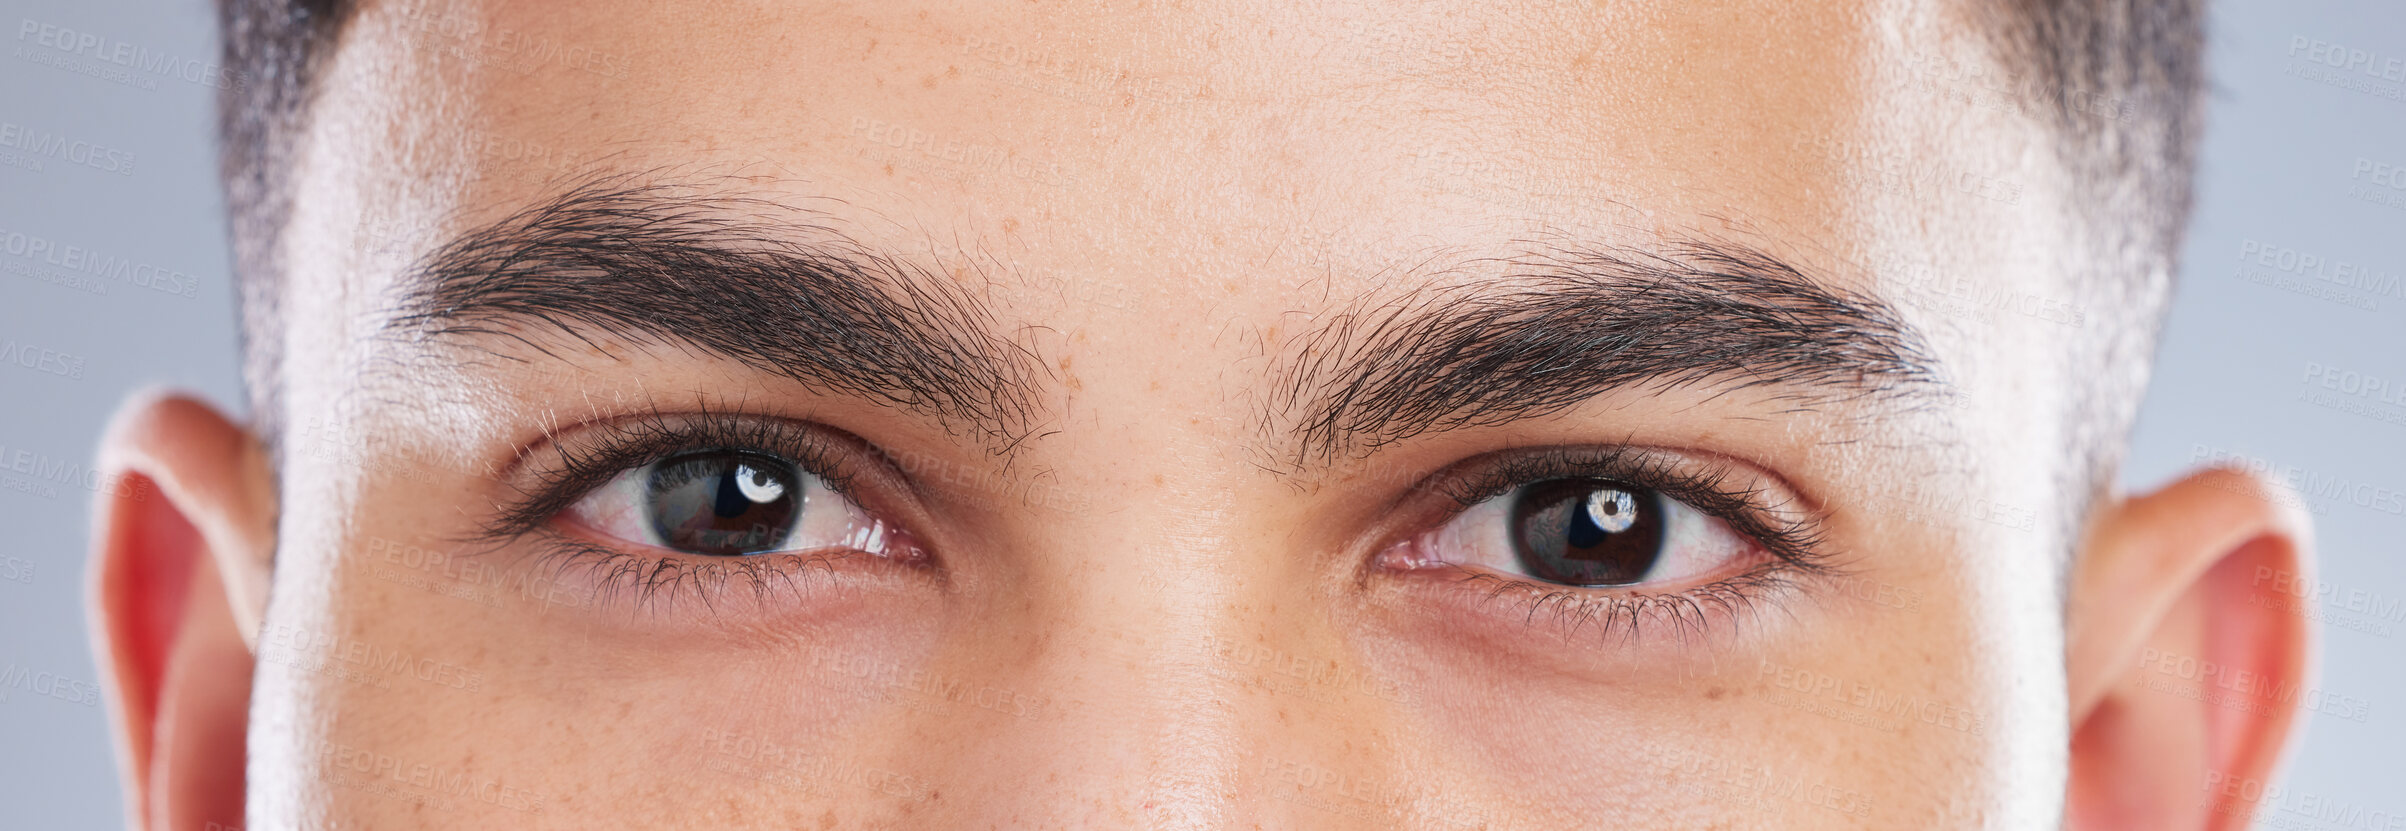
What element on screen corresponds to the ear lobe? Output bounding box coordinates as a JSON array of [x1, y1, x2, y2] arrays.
[[2065, 468, 2315, 831], [87, 390, 276, 830]]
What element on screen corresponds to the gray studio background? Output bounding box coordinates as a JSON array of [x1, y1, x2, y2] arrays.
[[2, 0, 2399, 826]]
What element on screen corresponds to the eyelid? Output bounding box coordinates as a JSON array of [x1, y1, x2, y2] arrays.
[[479, 410, 880, 543], [1430, 561, 1813, 645], [1411, 444, 1833, 570], [1369, 444, 1845, 645], [555, 456, 897, 557], [458, 409, 939, 617]]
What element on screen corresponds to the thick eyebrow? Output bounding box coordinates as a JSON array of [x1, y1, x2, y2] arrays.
[[1265, 239, 1943, 464], [379, 177, 1045, 446]]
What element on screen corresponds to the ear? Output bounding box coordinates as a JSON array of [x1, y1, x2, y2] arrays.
[[87, 389, 276, 831], [2064, 467, 2315, 830]]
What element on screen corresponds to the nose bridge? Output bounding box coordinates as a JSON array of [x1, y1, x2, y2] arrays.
[[905, 465, 1409, 827], [1011, 494, 1297, 825], [1032, 611, 1288, 826]]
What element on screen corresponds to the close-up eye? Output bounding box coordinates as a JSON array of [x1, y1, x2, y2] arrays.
[[1375, 447, 1832, 615], [1393, 476, 1759, 589], [556, 448, 904, 559]]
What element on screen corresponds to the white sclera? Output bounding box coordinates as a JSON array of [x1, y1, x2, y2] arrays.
[[562, 457, 887, 556], [1429, 483, 1753, 586]]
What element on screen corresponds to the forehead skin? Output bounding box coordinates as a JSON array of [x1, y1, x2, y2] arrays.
[[259, 0, 2081, 827]]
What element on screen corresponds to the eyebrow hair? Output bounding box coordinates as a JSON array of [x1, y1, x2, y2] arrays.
[[1265, 239, 1943, 464], [380, 179, 1930, 469], [379, 177, 1045, 446]]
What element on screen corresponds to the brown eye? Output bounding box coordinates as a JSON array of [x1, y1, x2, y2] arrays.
[[643, 451, 802, 555], [1511, 479, 1668, 586], [560, 448, 902, 559], [1394, 467, 1756, 590]]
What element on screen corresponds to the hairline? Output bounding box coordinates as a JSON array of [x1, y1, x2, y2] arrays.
[[216, 0, 2203, 582]]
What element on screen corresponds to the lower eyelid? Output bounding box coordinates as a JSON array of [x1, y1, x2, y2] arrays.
[[513, 535, 921, 623], [1407, 560, 1809, 647]]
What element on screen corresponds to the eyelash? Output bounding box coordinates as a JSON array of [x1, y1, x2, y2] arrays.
[[1398, 446, 1842, 644], [476, 409, 910, 614], [477, 413, 1842, 637]]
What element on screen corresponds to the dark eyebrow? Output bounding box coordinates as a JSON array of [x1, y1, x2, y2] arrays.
[[379, 177, 1045, 446], [1265, 239, 1943, 464]]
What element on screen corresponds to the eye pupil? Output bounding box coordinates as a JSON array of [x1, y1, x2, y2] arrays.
[[736, 466, 786, 504], [1584, 488, 1637, 533], [647, 452, 803, 555], [1511, 479, 1664, 586]]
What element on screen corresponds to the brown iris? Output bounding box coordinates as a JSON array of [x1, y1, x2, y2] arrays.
[[1510, 479, 1666, 586], [642, 451, 803, 555]]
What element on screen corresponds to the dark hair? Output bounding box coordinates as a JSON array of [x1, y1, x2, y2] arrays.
[[214, 0, 2206, 513], [1983, 0, 2210, 516], [217, 0, 349, 443]]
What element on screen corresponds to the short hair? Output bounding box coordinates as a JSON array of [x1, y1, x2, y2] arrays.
[[1983, 0, 2209, 521], [217, 0, 347, 444], [214, 0, 2205, 520]]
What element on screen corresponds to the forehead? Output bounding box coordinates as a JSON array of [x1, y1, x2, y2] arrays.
[[302, 0, 2036, 268], [288, 0, 2067, 436]]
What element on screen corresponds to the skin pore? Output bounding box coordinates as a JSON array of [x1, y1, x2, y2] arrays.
[[88, 0, 2312, 828]]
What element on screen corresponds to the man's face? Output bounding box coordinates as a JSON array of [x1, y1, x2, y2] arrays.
[[260, 0, 2085, 826]]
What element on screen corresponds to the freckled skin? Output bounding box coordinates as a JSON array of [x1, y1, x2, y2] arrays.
[[221, 0, 2145, 828]]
